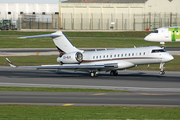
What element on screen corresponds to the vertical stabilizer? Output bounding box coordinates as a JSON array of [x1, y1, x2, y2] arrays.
[[20, 31, 82, 53], [51, 31, 80, 53]]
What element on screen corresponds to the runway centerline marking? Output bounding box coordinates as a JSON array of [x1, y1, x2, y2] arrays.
[[62, 103, 74, 106], [91, 93, 107, 96]]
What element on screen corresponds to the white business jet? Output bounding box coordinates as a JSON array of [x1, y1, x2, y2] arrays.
[[6, 31, 174, 77], [144, 26, 180, 48]]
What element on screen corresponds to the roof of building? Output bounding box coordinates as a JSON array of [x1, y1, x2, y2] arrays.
[[61, 0, 148, 3]]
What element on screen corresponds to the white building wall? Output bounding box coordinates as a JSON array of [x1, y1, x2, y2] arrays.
[[145, 0, 179, 13], [0, 3, 59, 20]]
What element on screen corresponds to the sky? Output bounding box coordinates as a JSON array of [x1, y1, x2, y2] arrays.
[[0, 0, 67, 4]]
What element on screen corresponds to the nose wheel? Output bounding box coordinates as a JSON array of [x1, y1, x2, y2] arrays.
[[159, 63, 165, 75]]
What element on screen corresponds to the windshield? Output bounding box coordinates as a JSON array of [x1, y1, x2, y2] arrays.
[[152, 30, 158, 33], [151, 49, 166, 53]]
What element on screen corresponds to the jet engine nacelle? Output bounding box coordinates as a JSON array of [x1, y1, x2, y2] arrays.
[[57, 52, 83, 64]]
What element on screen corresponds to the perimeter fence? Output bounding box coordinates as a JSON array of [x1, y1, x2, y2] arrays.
[[14, 13, 180, 30]]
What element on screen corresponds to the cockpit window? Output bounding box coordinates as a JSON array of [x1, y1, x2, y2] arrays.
[[151, 49, 166, 53], [152, 30, 158, 33]]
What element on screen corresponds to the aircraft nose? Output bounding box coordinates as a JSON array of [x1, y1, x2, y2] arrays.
[[144, 34, 151, 41], [169, 54, 174, 61]]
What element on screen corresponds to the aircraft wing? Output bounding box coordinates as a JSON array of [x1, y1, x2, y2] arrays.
[[6, 58, 118, 71]]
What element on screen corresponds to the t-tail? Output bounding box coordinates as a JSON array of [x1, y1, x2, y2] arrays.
[[20, 31, 82, 54]]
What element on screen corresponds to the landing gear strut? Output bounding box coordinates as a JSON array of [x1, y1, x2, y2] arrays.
[[110, 70, 118, 76], [159, 63, 165, 75]]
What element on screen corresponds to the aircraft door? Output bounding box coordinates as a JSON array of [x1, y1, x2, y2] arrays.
[[164, 28, 169, 38]]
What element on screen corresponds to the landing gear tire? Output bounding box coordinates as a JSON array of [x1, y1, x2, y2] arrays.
[[90, 72, 98, 77], [159, 71, 165, 75], [110, 70, 118, 76]]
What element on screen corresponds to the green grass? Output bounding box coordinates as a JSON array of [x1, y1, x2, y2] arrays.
[[1, 31, 180, 48], [1, 36, 180, 48], [0, 86, 126, 92], [0, 31, 151, 37], [0, 105, 180, 119], [1, 55, 180, 71]]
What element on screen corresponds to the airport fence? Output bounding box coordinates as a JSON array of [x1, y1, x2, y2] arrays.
[[14, 13, 180, 30]]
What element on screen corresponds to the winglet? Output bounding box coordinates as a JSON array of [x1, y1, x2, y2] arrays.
[[6, 58, 16, 68]]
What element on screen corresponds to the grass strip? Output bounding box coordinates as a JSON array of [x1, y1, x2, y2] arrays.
[[0, 105, 180, 119], [0, 31, 151, 37], [1, 36, 180, 48], [0, 86, 127, 92], [1, 55, 180, 71]]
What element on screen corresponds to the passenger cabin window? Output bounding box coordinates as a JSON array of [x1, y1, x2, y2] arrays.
[[151, 49, 166, 53], [93, 56, 95, 59], [152, 30, 158, 33]]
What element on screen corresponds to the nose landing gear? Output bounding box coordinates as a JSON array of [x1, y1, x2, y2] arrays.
[[159, 63, 165, 75]]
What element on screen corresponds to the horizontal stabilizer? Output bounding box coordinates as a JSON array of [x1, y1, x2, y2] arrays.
[[6, 58, 16, 68], [20, 34, 60, 39]]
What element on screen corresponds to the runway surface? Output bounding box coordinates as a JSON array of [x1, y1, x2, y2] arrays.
[[0, 67, 180, 107], [0, 91, 180, 107]]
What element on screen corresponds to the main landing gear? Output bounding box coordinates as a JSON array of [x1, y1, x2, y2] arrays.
[[159, 63, 165, 75], [90, 72, 98, 77], [110, 70, 118, 76]]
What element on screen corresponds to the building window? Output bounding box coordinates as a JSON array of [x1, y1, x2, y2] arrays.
[[20, 12, 23, 14], [55, 12, 59, 14], [42, 12, 45, 15], [33, 12, 35, 14], [8, 12, 11, 15]]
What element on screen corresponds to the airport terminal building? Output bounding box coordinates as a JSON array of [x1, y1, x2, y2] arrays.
[[0, 0, 180, 30]]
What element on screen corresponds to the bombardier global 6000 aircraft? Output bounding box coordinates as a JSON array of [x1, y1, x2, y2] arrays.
[[144, 26, 180, 47], [6, 31, 174, 77]]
